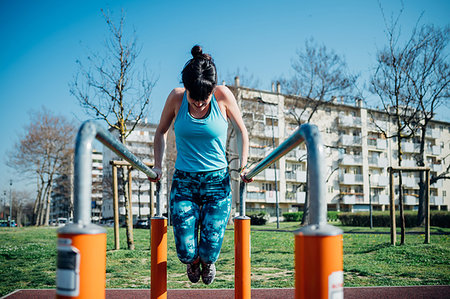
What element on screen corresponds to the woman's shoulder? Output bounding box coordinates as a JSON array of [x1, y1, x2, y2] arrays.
[[169, 87, 185, 99], [167, 88, 185, 105], [214, 85, 235, 103]]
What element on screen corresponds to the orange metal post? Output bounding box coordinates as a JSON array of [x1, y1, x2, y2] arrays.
[[151, 217, 167, 299], [295, 233, 343, 299], [235, 216, 251, 299], [56, 232, 106, 299]]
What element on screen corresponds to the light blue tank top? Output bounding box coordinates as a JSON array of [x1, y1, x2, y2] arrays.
[[174, 92, 228, 172]]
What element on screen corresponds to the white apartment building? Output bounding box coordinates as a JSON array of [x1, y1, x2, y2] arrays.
[[91, 149, 103, 222], [51, 149, 102, 222], [101, 121, 168, 223], [228, 83, 449, 216]]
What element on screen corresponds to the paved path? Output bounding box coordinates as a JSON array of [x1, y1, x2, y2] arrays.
[[3, 286, 449, 299]]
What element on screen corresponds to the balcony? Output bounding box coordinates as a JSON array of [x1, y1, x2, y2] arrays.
[[126, 133, 152, 143], [432, 164, 442, 172], [401, 142, 420, 153], [432, 180, 443, 188], [373, 194, 389, 205], [264, 126, 279, 138], [367, 120, 388, 132], [426, 145, 441, 156], [286, 149, 307, 160], [431, 196, 443, 205], [265, 191, 280, 203], [401, 159, 416, 168], [377, 139, 387, 150], [338, 114, 361, 128], [339, 173, 364, 185], [370, 174, 389, 187], [339, 135, 362, 146], [339, 154, 363, 166], [401, 176, 417, 188], [265, 169, 281, 181], [285, 191, 306, 204], [404, 195, 418, 205], [368, 157, 388, 168], [285, 170, 306, 183], [426, 128, 441, 139], [247, 191, 266, 201], [249, 146, 271, 157], [342, 194, 356, 204]]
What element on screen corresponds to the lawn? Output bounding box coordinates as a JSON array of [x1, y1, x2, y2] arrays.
[[0, 223, 449, 296]]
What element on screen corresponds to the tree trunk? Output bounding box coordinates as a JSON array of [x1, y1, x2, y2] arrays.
[[123, 166, 135, 250], [44, 183, 53, 226], [397, 139, 405, 245], [417, 126, 427, 226], [33, 181, 44, 226]]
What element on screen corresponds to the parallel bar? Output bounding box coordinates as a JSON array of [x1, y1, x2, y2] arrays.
[[244, 124, 325, 225], [244, 126, 305, 180], [74, 120, 157, 224]]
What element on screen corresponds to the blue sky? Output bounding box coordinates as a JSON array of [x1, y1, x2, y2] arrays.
[[0, 0, 449, 194]]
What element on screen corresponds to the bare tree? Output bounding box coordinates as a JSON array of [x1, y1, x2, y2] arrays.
[[370, 8, 423, 244], [281, 37, 359, 124], [7, 108, 75, 226], [404, 24, 450, 225], [70, 9, 156, 250], [280, 38, 358, 225], [222, 68, 261, 89]]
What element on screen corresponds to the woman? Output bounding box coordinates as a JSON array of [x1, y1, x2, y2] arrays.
[[151, 45, 251, 285]]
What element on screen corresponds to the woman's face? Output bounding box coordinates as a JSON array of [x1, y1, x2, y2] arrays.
[[186, 90, 212, 111]]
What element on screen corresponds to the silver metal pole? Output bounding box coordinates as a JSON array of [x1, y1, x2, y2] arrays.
[[244, 126, 305, 180], [243, 123, 327, 225], [73, 120, 157, 225], [239, 181, 246, 217], [156, 181, 161, 217]]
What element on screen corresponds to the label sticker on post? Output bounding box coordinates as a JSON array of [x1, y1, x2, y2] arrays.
[[328, 270, 343, 299], [56, 239, 80, 297]]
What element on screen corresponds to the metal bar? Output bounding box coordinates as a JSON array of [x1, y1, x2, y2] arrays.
[[156, 181, 162, 217], [239, 181, 246, 217], [243, 124, 326, 225], [244, 126, 305, 180], [74, 120, 157, 225]]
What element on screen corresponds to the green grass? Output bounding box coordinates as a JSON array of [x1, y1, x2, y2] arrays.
[[1, 224, 449, 296]]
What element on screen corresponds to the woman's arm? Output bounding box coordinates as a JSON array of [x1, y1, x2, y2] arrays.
[[216, 86, 252, 182], [150, 88, 183, 181]]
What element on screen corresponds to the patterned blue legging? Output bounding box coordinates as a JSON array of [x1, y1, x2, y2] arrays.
[[170, 168, 232, 264]]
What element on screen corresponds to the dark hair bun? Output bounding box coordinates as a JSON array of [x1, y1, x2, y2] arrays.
[[191, 45, 211, 60]]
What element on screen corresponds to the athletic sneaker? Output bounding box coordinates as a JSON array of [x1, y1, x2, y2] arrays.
[[201, 263, 216, 285], [187, 261, 201, 283]]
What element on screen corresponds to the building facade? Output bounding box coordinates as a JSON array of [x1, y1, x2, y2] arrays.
[[101, 121, 167, 223], [228, 84, 449, 216]]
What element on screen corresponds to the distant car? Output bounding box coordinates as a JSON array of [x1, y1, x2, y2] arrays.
[[134, 219, 150, 229], [105, 219, 115, 227], [57, 218, 68, 227], [0, 220, 17, 227]]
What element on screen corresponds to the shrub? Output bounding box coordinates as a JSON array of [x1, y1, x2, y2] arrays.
[[282, 212, 303, 222], [282, 211, 340, 222], [327, 211, 340, 222], [246, 211, 269, 225], [337, 211, 450, 227]]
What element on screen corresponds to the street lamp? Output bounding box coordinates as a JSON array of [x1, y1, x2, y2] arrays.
[[257, 96, 280, 229], [9, 180, 12, 227]]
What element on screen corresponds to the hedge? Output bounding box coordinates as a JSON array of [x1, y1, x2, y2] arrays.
[[337, 211, 450, 228], [282, 211, 340, 222]]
